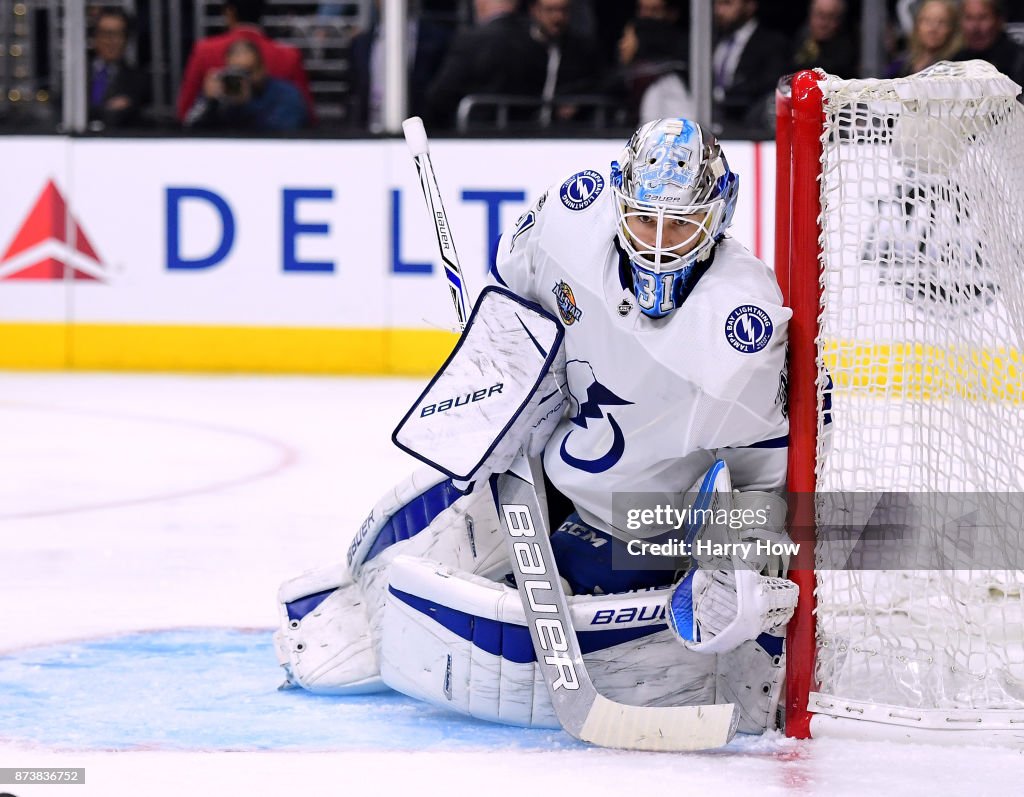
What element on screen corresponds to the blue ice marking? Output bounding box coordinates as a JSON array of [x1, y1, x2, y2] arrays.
[[0, 629, 583, 751]]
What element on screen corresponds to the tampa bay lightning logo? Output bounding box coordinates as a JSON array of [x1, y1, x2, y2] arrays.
[[725, 305, 773, 354], [559, 360, 633, 473], [560, 170, 605, 211]]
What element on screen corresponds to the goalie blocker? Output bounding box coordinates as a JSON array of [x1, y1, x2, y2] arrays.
[[393, 286, 567, 493]]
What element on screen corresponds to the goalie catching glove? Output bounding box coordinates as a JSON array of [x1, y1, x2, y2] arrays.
[[666, 459, 799, 654], [668, 566, 798, 654]]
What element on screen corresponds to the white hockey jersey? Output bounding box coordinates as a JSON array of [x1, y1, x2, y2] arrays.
[[490, 169, 791, 540]]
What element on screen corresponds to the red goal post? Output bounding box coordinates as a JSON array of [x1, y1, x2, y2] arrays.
[[776, 63, 1024, 744], [775, 69, 823, 741]]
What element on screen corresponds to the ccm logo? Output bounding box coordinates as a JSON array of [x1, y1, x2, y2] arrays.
[[420, 383, 504, 417], [502, 503, 580, 691]]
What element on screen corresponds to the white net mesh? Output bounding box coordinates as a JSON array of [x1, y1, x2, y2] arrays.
[[811, 61, 1024, 724]]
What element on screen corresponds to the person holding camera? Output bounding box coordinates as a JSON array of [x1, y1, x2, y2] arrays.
[[183, 39, 308, 132], [177, 0, 314, 124]]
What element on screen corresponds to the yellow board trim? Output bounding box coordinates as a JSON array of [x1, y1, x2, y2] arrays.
[[822, 340, 1024, 402], [5, 325, 1020, 400], [0, 323, 69, 368], [0, 322, 458, 376]]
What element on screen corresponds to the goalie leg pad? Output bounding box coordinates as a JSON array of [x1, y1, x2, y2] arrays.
[[275, 467, 509, 693], [355, 472, 510, 643], [717, 633, 787, 734], [274, 564, 386, 694], [379, 556, 717, 728], [345, 466, 460, 579]]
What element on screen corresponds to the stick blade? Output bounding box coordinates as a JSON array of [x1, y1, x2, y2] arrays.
[[578, 696, 740, 752]]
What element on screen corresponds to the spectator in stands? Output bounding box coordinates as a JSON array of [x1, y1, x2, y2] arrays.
[[348, 0, 451, 132], [183, 39, 308, 132], [614, 17, 693, 125], [528, 0, 603, 125], [424, 0, 547, 130], [712, 0, 789, 135], [177, 0, 315, 125], [633, 0, 686, 55], [953, 0, 1024, 84], [886, 0, 961, 78], [636, 0, 684, 26], [88, 7, 147, 129], [791, 0, 858, 78]]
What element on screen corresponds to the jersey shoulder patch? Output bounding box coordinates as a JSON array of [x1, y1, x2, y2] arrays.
[[559, 170, 605, 211], [724, 305, 774, 354]]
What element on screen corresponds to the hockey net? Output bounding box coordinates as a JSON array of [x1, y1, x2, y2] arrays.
[[777, 61, 1024, 743]]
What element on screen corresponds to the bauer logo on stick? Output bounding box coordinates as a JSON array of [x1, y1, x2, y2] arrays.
[[724, 305, 773, 354], [502, 503, 581, 691], [559, 170, 604, 211]]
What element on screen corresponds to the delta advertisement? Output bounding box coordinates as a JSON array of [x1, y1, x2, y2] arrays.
[[0, 136, 774, 373]]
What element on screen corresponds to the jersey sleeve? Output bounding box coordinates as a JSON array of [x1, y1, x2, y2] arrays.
[[677, 242, 791, 494], [697, 294, 790, 493], [708, 338, 788, 492], [487, 186, 554, 301]]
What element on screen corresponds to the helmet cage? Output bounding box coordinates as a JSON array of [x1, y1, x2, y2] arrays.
[[613, 187, 727, 274]]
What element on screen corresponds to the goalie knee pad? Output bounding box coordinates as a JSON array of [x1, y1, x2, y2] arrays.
[[379, 556, 718, 728], [275, 466, 509, 693]]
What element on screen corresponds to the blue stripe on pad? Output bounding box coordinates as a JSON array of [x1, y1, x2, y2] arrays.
[[756, 632, 785, 658], [286, 588, 335, 622], [364, 479, 463, 564], [388, 585, 666, 663], [743, 435, 789, 449]]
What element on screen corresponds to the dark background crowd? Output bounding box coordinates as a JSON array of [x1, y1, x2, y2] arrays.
[[3, 0, 1024, 138]]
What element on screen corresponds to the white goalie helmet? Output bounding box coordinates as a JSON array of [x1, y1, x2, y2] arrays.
[[611, 118, 739, 318]]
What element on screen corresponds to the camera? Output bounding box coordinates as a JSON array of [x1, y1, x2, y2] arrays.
[[219, 67, 249, 99]]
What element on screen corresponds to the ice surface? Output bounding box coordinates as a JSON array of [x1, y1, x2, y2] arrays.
[[2, 373, 1022, 796]]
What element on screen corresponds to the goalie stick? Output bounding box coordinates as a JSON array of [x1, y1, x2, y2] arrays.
[[402, 117, 470, 329], [400, 116, 739, 751]]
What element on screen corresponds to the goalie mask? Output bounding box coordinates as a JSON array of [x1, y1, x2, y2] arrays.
[[611, 118, 739, 318]]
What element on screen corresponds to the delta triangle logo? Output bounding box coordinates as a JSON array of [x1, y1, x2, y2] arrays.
[[0, 179, 107, 281]]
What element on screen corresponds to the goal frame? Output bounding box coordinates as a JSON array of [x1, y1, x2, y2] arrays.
[[776, 66, 1024, 744], [776, 69, 823, 741]]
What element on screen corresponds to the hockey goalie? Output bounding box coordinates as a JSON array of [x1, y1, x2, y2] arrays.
[[274, 118, 798, 738]]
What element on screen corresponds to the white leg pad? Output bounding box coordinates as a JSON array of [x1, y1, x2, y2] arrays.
[[275, 468, 509, 694], [716, 633, 787, 734], [274, 564, 386, 694], [356, 479, 508, 654], [380, 555, 718, 728]]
